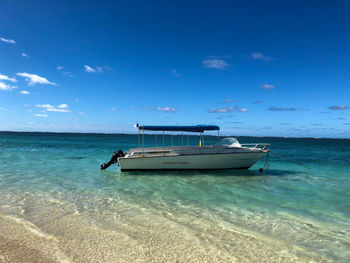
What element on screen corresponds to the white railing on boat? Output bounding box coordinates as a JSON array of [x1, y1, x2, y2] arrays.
[[240, 143, 270, 150]]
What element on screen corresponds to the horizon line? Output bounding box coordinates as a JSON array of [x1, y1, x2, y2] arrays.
[[0, 130, 349, 140]]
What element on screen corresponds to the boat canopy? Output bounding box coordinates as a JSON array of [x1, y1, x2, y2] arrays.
[[137, 124, 220, 133]]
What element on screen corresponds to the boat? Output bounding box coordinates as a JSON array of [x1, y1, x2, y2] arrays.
[[100, 124, 270, 171]]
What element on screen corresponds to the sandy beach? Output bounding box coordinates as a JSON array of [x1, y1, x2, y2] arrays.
[[0, 190, 332, 263]]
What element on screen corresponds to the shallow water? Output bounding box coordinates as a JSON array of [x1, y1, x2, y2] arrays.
[[0, 132, 349, 262]]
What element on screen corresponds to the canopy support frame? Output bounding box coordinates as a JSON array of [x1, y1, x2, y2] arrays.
[[137, 124, 220, 150]]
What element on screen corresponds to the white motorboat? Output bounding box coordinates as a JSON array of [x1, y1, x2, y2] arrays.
[[100, 124, 270, 171]]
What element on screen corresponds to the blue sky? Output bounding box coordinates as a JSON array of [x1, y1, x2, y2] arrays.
[[1, 0, 349, 137]]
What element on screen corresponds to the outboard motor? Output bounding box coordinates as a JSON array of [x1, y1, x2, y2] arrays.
[[100, 150, 125, 170]]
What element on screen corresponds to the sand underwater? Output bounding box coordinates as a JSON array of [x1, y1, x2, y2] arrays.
[[0, 132, 350, 262]]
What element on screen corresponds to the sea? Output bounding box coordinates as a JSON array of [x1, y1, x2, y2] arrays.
[[0, 132, 349, 262]]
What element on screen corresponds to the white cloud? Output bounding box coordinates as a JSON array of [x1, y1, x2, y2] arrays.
[[268, 106, 297, 111], [78, 111, 84, 115], [36, 103, 70, 112], [58, 104, 68, 109], [0, 73, 16, 82], [157, 106, 177, 113], [56, 67, 73, 77], [35, 114, 48, 117], [208, 106, 248, 113], [46, 108, 71, 112], [36, 104, 54, 109], [84, 65, 103, 73], [17, 72, 56, 86], [0, 107, 6, 111], [0, 81, 17, 91], [329, 105, 348, 111], [22, 52, 29, 57], [261, 84, 275, 89], [251, 52, 273, 61], [208, 107, 236, 113], [0, 37, 16, 44], [202, 59, 229, 69], [224, 99, 234, 103], [108, 107, 116, 111], [20, 90, 30, 95], [170, 69, 181, 77], [28, 122, 35, 125], [62, 71, 73, 77]]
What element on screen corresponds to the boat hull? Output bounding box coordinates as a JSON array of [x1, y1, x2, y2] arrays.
[[119, 152, 266, 171]]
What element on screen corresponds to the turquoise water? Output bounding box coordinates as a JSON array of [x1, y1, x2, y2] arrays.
[[0, 132, 349, 262]]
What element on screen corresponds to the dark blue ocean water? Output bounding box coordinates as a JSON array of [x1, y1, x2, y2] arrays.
[[0, 132, 349, 262]]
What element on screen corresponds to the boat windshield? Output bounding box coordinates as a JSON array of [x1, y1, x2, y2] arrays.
[[216, 137, 241, 148]]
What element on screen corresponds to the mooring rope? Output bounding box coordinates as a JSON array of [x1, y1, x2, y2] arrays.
[[264, 151, 270, 169], [273, 152, 311, 170]]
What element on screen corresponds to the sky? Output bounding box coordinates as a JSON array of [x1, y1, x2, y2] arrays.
[[0, 0, 349, 137]]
